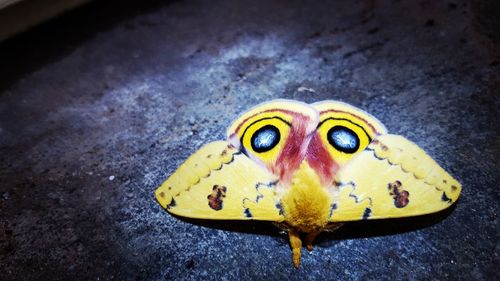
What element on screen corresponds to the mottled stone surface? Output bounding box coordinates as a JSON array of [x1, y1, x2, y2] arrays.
[[0, 0, 498, 280]]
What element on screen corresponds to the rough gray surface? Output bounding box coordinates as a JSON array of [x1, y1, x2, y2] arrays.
[[0, 0, 499, 280]]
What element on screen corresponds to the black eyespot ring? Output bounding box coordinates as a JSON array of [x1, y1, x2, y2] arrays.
[[251, 125, 280, 153], [327, 125, 360, 153]]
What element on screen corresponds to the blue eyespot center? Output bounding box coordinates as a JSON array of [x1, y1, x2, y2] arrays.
[[327, 126, 359, 153], [251, 125, 280, 153]]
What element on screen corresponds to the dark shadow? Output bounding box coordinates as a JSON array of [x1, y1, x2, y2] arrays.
[[171, 202, 458, 244], [173, 215, 283, 238], [0, 0, 176, 93], [316, 203, 458, 245]]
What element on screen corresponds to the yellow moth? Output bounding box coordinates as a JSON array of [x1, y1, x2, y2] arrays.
[[155, 99, 461, 268]]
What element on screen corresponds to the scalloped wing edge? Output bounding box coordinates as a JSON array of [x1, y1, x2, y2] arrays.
[[330, 134, 462, 222], [155, 141, 284, 221]]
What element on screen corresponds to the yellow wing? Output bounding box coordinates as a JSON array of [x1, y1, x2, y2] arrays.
[[330, 134, 462, 222], [155, 141, 284, 221]]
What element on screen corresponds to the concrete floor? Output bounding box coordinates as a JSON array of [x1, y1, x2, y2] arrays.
[[0, 0, 499, 280]]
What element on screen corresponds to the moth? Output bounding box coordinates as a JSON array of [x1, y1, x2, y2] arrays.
[[155, 99, 461, 268]]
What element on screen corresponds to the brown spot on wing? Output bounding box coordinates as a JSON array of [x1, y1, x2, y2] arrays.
[[207, 185, 227, 211], [388, 180, 410, 208]]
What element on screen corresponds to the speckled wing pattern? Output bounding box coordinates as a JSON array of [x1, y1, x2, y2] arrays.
[[330, 134, 462, 222], [155, 141, 283, 221]]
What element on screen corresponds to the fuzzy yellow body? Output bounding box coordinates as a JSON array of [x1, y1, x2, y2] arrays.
[[281, 162, 332, 233], [280, 161, 334, 267]]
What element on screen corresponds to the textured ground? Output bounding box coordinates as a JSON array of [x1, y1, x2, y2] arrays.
[[0, 0, 499, 280]]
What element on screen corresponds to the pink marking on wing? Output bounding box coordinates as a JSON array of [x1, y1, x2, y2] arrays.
[[274, 114, 312, 183], [320, 109, 382, 136], [306, 133, 339, 185], [230, 109, 307, 136]]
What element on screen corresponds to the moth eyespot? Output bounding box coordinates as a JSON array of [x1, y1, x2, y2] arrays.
[[251, 125, 281, 153], [327, 125, 360, 153]]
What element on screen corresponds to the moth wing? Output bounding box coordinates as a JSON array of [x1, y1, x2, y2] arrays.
[[330, 134, 461, 222], [155, 141, 284, 221]]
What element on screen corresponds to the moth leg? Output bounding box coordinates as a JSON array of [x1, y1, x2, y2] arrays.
[[288, 230, 302, 269], [304, 231, 320, 252]]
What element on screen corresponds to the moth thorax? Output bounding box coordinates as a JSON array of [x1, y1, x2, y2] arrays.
[[280, 161, 333, 233]]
